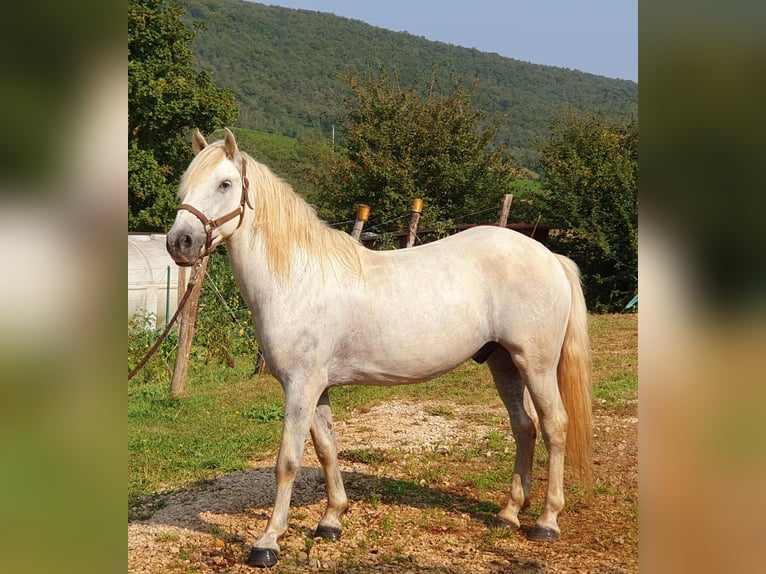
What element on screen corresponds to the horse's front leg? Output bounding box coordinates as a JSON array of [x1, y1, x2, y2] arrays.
[[310, 389, 348, 541], [247, 378, 325, 568]]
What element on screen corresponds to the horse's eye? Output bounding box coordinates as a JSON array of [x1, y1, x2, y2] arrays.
[[219, 180, 232, 191]]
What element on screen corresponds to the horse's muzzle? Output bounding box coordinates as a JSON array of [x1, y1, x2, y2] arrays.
[[166, 225, 206, 266]]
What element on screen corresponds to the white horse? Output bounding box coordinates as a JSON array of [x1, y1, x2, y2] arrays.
[[167, 128, 592, 568]]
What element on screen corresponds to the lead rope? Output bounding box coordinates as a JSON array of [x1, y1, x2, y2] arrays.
[[128, 260, 204, 380]]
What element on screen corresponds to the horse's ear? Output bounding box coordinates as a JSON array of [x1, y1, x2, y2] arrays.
[[192, 128, 208, 154], [223, 127, 239, 160]]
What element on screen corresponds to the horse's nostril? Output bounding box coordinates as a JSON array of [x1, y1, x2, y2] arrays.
[[180, 234, 193, 250]]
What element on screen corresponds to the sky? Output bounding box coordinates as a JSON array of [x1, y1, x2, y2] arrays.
[[260, 1, 637, 82]]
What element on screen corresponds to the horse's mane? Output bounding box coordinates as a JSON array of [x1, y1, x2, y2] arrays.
[[179, 143, 361, 279], [246, 154, 362, 279]]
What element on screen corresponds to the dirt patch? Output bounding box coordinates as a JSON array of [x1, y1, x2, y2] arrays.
[[129, 398, 637, 573]]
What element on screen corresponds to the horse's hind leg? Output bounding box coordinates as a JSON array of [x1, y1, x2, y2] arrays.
[[517, 360, 569, 542], [310, 390, 348, 541], [487, 347, 537, 530]]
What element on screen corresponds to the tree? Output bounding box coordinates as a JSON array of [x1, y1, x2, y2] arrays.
[[128, 0, 238, 231], [536, 111, 638, 312], [310, 67, 522, 231]]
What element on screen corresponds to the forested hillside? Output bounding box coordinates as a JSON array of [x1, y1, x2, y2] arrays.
[[187, 0, 637, 167]]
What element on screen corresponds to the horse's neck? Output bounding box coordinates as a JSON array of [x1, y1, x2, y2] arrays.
[[226, 228, 270, 291], [225, 225, 319, 313]]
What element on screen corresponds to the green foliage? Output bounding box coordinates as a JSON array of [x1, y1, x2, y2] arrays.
[[220, 128, 323, 196], [186, 0, 637, 169], [309, 68, 523, 230], [128, 0, 238, 231], [535, 111, 638, 312], [127, 309, 178, 383], [128, 147, 177, 230], [194, 249, 259, 367]]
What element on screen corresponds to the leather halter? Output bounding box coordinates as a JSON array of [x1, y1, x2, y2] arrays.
[[177, 157, 252, 257]]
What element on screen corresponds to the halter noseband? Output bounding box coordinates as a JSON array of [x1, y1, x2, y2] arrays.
[[177, 157, 252, 257]]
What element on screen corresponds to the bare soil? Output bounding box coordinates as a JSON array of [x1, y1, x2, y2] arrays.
[[128, 397, 637, 573]]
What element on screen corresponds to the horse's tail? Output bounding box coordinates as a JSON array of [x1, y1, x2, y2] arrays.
[[555, 254, 593, 486]]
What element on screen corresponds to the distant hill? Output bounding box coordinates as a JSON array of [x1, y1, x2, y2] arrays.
[[188, 0, 637, 168]]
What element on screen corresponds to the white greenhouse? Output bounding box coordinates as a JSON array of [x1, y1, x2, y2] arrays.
[[128, 233, 184, 329]]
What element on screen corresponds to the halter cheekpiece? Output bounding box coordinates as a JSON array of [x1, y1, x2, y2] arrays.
[[177, 156, 252, 257]]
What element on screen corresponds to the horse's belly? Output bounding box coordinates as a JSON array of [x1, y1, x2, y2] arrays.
[[328, 360, 462, 387], [327, 338, 480, 387]]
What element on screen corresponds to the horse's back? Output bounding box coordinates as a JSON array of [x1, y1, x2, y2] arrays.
[[362, 225, 554, 270], [377, 225, 567, 304]]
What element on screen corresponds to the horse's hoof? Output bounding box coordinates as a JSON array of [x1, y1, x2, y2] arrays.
[[247, 547, 279, 568], [314, 525, 342, 541], [490, 515, 520, 530], [527, 525, 560, 542]]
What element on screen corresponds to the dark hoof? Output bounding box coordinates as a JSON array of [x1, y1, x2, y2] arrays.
[[314, 525, 342, 541], [247, 547, 279, 568], [527, 525, 560, 542], [489, 516, 519, 530]]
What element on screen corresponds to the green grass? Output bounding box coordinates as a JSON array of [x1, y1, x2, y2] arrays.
[[425, 404, 455, 418], [128, 314, 637, 515], [340, 448, 389, 465], [595, 372, 638, 403], [464, 467, 514, 494], [128, 360, 284, 510], [589, 313, 638, 407]]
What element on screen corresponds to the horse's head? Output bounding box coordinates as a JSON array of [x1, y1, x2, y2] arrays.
[[166, 128, 252, 266]]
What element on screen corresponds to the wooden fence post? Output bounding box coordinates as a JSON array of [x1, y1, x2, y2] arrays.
[[351, 204, 370, 240], [176, 265, 187, 315], [530, 214, 542, 239], [170, 255, 209, 397], [406, 198, 424, 248], [498, 194, 513, 227]]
